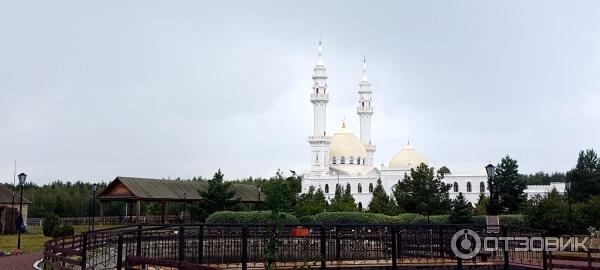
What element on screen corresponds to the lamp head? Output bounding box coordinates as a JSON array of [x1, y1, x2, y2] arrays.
[[17, 173, 27, 185], [485, 164, 496, 178]]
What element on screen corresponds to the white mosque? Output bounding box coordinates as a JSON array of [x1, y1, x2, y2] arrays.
[[301, 42, 565, 209]]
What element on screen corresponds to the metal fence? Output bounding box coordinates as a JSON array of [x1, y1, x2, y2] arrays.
[[44, 223, 549, 270]]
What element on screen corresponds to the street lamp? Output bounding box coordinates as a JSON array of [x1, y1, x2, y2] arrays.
[[565, 179, 573, 236], [485, 164, 496, 215], [17, 173, 26, 250], [183, 192, 187, 223], [91, 184, 97, 231], [425, 182, 431, 224]]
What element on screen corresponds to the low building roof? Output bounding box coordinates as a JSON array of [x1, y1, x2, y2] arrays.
[[0, 185, 32, 204], [98, 176, 265, 203]]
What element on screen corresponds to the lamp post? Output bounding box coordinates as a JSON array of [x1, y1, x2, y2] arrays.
[[425, 182, 431, 224], [182, 192, 187, 223], [565, 179, 573, 236], [257, 186, 262, 210], [17, 173, 26, 250], [91, 184, 97, 231], [485, 164, 496, 215]]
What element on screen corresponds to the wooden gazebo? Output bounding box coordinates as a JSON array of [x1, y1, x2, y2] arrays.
[[97, 176, 265, 223]]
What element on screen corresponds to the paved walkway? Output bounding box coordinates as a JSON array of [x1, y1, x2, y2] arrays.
[[0, 251, 42, 270]]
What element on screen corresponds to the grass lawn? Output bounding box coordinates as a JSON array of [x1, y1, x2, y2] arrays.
[[0, 225, 117, 253]]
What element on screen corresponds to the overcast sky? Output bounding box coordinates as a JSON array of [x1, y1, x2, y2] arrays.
[[1, 1, 599, 184]]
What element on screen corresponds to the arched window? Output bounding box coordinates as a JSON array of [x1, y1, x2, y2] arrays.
[[346, 183, 351, 193], [480, 182, 485, 193], [316, 88, 319, 94], [453, 182, 459, 192], [332, 156, 337, 164], [357, 157, 361, 165], [358, 183, 362, 193], [341, 156, 345, 164], [369, 183, 374, 193], [362, 101, 365, 107], [358, 202, 363, 211], [467, 182, 472, 192], [325, 184, 329, 194], [349, 156, 354, 164], [363, 159, 366, 165]]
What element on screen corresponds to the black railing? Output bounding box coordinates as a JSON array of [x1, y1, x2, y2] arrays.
[[44, 223, 548, 270]]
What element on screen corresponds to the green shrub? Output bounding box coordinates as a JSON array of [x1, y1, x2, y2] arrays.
[[499, 214, 527, 227], [299, 215, 317, 224], [51, 224, 74, 238], [471, 216, 486, 225], [428, 215, 450, 224], [313, 212, 397, 224], [43, 213, 60, 237], [205, 211, 299, 224], [395, 213, 427, 224]]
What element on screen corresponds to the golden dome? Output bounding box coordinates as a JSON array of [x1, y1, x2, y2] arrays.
[[389, 143, 427, 170], [328, 122, 367, 165]]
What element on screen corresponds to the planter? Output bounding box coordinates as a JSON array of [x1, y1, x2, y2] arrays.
[[290, 227, 310, 237]]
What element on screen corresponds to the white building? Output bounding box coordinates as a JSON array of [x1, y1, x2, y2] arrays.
[[301, 42, 564, 209]]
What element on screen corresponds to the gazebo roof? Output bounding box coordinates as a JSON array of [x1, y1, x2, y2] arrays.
[[98, 176, 264, 203]]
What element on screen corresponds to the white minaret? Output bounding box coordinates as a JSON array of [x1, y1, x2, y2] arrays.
[[357, 56, 376, 166], [308, 41, 331, 175]]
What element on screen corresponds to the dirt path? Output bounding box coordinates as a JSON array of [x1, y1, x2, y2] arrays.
[[0, 251, 42, 270]]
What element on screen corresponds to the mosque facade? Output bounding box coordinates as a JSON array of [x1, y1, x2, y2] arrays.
[[301, 42, 564, 208]]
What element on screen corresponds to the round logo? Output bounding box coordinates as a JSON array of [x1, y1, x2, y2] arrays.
[[451, 229, 481, 259]]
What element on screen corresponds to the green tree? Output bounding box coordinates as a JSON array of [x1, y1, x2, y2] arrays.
[[329, 184, 356, 212], [566, 149, 600, 202], [393, 163, 451, 215], [53, 196, 67, 217], [197, 169, 240, 220], [368, 179, 398, 215], [262, 169, 301, 212], [295, 186, 327, 216], [449, 193, 473, 224], [473, 193, 488, 216], [437, 166, 451, 179], [525, 190, 579, 235], [489, 155, 527, 214]]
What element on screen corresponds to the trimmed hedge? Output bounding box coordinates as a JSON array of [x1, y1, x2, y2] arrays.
[[205, 211, 299, 224], [395, 213, 426, 224], [299, 215, 317, 224], [313, 212, 398, 224], [51, 224, 74, 238], [499, 214, 526, 227]]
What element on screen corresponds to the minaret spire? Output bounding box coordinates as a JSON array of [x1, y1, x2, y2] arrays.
[[357, 56, 376, 166], [308, 38, 331, 175]]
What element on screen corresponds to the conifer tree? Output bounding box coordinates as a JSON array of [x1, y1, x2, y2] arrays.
[[296, 186, 327, 216], [393, 163, 451, 215], [491, 155, 527, 213], [449, 193, 473, 224], [197, 169, 240, 220], [566, 149, 600, 202], [473, 193, 488, 216], [368, 179, 394, 214], [329, 184, 356, 212]]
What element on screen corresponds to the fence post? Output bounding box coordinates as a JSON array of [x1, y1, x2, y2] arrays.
[[391, 226, 398, 270], [320, 226, 326, 270], [80, 233, 88, 270], [457, 257, 463, 270], [179, 225, 186, 262], [541, 232, 548, 270], [242, 226, 248, 270], [136, 225, 142, 257], [502, 227, 509, 270], [116, 234, 123, 270], [198, 225, 204, 264], [587, 250, 592, 270], [438, 226, 444, 258], [335, 230, 341, 261]]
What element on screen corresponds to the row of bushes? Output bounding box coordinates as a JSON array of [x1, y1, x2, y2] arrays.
[[206, 211, 527, 227], [205, 211, 300, 224]]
